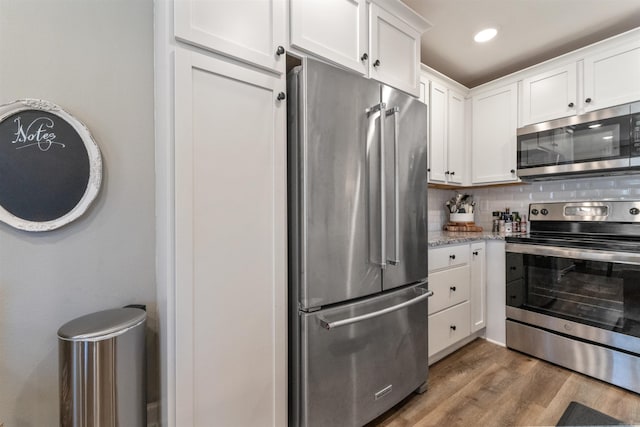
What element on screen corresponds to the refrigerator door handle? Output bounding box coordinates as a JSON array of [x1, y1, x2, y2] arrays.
[[366, 102, 387, 269], [317, 283, 432, 330], [386, 106, 400, 266]]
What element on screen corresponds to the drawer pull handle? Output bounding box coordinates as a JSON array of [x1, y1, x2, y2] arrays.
[[450, 286, 456, 292], [449, 254, 456, 260], [510, 266, 517, 270], [450, 325, 457, 331], [473, 251, 479, 256]]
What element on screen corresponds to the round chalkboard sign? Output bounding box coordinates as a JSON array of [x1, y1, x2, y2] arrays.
[[0, 99, 102, 231]]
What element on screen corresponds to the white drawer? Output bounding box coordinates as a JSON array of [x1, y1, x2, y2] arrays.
[[428, 301, 471, 357], [428, 265, 470, 315], [428, 244, 469, 272]]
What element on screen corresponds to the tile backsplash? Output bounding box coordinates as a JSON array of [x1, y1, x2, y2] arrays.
[[428, 175, 640, 231]]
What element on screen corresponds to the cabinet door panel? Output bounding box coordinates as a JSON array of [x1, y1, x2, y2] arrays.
[[447, 89, 465, 184], [472, 83, 518, 184], [521, 63, 577, 126], [175, 0, 285, 74], [428, 265, 470, 315], [174, 49, 286, 427], [369, 4, 420, 96], [428, 81, 447, 183], [429, 301, 471, 357], [470, 242, 486, 332], [290, 0, 368, 75], [428, 244, 469, 272], [583, 40, 640, 112]]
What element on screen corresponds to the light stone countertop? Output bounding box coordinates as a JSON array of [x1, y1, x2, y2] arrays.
[[428, 231, 527, 247]]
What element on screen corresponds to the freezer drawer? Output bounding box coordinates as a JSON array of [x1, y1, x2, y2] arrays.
[[297, 283, 429, 427]]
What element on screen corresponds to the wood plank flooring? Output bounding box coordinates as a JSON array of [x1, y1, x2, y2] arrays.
[[367, 338, 640, 426]]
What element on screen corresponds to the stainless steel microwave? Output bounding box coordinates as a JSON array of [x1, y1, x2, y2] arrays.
[[517, 101, 640, 180]]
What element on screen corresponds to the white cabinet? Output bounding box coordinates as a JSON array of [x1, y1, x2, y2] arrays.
[[427, 82, 466, 184], [520, 63, 577, 126], [289, 0, 368, 75], [519, 39, 640, 126], [289, 0, 427, 96], [429, 81, 447, 182], [583, 39, 640, 112], [470, 241, 486, 332], [471, 83, 518, 184], [174, 0, 286, 74], [447, 89, 466, 184], [427, 242, 486, 360], [174, 48, 287, 427], [369, 3, 421, 96]]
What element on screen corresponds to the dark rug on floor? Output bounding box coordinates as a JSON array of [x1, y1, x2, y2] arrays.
[[557, 401, 624, 426]]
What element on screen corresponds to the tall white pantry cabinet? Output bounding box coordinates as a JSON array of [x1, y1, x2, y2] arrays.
[[157, 1, 287, 426]]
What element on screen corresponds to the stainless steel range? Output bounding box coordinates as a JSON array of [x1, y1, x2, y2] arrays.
[[505, 200, 640, 393]]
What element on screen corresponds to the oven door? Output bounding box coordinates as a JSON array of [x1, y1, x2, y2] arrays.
[[505, 243, 640, 354]]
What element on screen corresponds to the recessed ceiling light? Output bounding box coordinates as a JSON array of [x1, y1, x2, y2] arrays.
[[474, 28, 498, 43]]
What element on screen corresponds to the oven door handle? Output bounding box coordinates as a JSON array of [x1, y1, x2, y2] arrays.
[[506, 243, 640, 265]]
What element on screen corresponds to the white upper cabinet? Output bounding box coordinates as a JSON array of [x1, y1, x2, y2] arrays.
[[289, 0, 368, 75], [174, 0, 286, 74], [369, 3, 421, 96], [583, 39, 640, 112], [519, 38, 640, 125], [288, 0, 429, 96], [447, 89, 465, 185], [472, 83, 518, 184], [520, 63, 577, 126], [429, 81, 447, 183], [427, 79, 466, 185]]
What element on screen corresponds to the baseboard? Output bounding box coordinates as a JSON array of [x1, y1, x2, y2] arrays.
[[147, 401, 160, 427], [484, 337, 506, 347]]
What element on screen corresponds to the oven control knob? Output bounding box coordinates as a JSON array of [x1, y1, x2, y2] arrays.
[[630, 207, 640, 215], [541, 208, 549, 215], [531, 209, 539, 216]]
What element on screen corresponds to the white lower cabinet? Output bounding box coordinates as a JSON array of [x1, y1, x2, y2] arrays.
[[428, 242, 486, 362], [174, 48, 287, 427], [429, 301, 471, 356]]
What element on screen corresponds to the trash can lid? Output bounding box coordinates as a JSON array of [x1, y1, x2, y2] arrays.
[[57, 307, 146, 341]]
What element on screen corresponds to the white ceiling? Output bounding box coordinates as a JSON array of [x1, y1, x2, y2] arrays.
[[400, 0, 640, 88]]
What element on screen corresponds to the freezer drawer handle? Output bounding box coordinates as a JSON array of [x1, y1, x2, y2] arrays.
[[318, 286, 433, 330]]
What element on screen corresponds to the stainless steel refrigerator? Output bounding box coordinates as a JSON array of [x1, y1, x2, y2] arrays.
[[288, 57, 430, 427]]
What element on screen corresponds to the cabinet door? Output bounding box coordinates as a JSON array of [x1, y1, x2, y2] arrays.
[[290, 0, 368, 75], [428, 301, 471, 357], [428, 81, 447, 183], [470, 242, 486, 332], [174, 0, 286, 74], [174, 48, 286, 427], [447, 89, 465, 184], [583, 39, 640, 112], [520, 63, 577, 126], [471, 83, 518, 184], [369, 3, 420, 96]]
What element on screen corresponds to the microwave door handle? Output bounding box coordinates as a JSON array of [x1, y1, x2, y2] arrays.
[[318, 284, 433, 330], [386, 106, 400, 265]]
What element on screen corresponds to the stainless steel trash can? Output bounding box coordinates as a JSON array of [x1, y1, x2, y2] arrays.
[[58, 307, 146, 427]]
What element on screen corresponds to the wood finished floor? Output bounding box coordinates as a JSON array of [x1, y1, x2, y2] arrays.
[[367, 338, 640, 427]]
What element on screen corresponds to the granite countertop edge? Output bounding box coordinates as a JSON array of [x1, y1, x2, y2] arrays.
[[428, 231, 527, 247]]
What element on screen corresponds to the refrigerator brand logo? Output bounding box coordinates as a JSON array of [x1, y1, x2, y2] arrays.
[[11, 116, 65, 151]]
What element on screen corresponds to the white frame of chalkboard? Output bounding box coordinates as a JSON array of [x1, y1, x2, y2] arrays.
[[0, 99, 102, 232]]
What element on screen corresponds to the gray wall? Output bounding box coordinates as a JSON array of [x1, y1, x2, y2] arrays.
[[0, 0, 156, 425]]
